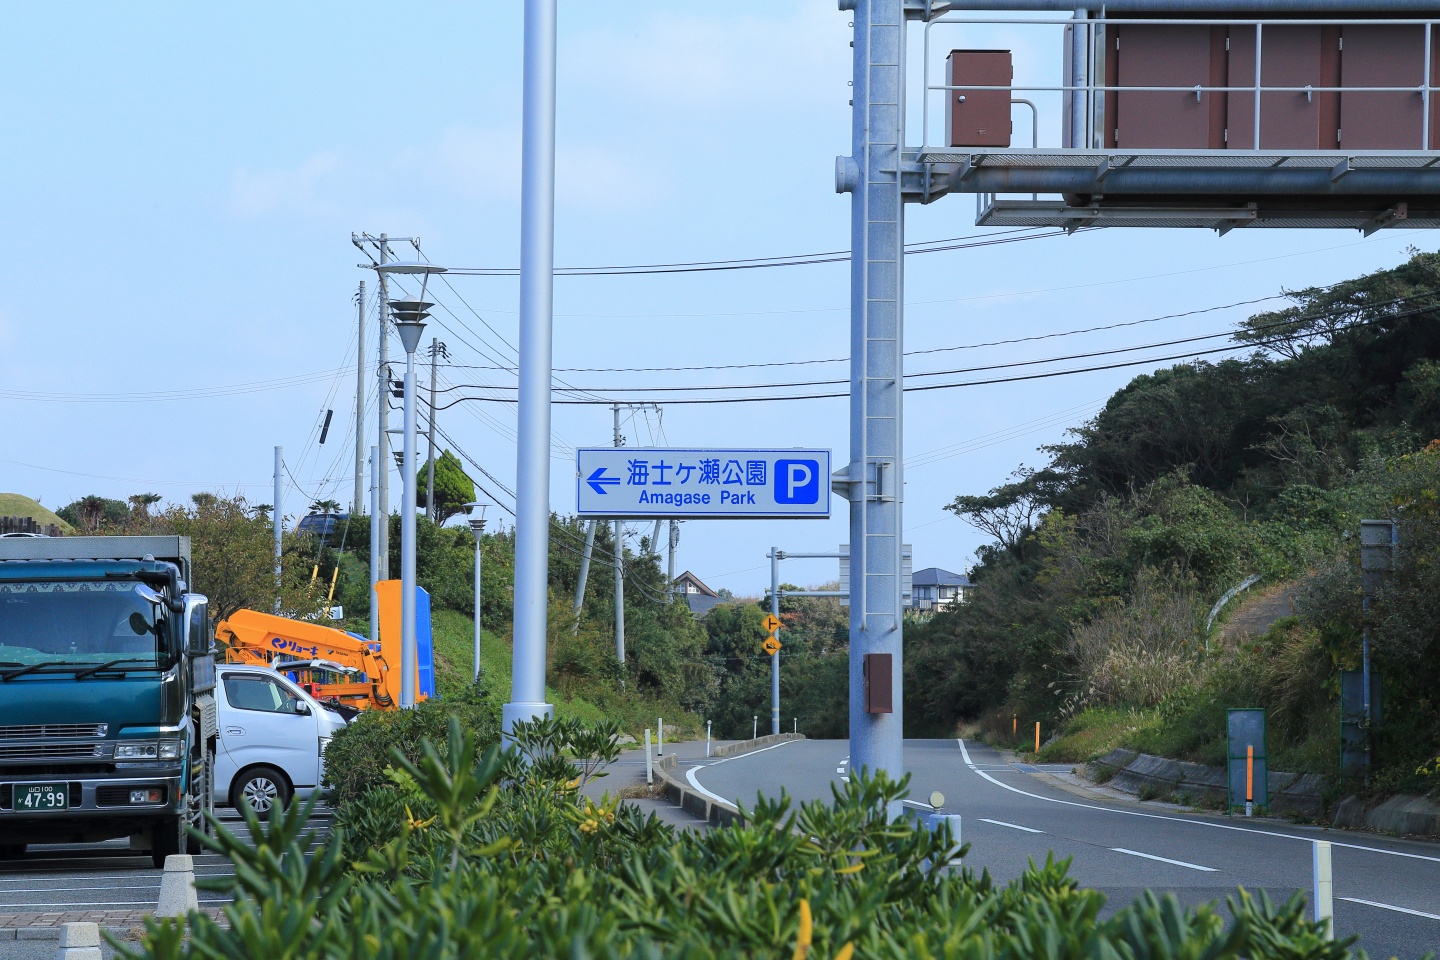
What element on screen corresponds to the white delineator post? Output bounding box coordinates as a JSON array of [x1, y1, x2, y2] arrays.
[[1313, 840, 1334, 940], [505, 0, 558, 736], [644, 728, 653, 785]]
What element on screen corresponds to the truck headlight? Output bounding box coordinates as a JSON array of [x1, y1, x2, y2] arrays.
[[115, 742, 159, 760], [116, 739, 184, 761]]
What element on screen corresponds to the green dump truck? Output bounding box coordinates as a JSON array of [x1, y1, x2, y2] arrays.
[[0, 535, 217, 867]]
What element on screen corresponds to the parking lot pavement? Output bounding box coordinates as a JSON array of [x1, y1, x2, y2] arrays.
[[0, 805, 330, 952]]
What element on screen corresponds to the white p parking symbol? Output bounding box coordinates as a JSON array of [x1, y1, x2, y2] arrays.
[[787, 462, 813, 498]]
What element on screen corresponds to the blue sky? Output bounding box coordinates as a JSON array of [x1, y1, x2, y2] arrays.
[[0, 2, 1423, 597]]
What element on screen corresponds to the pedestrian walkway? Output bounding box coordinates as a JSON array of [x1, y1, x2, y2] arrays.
[[583, 736, 735, 831]]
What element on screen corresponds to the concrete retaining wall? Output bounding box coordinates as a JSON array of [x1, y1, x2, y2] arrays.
[[1330, 793, 1440, 837], [1088, 749, 1325, 818], [654, 733, 804, 827]]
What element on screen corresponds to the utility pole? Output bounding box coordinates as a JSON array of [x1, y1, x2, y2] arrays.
[[376, 235, 391, 580], [612, 403, 625, 667], [273, 446, 283, 614], [649, 520, 662, 557], [770, 547, 781, 736], [353, 281, 366, 516], [572, 520, 596, 632], [425, 339, 448, 522], [667, 520, 678, 602]]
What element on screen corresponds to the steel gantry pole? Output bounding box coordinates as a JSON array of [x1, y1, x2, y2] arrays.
[[505, 0, 558, 734], [770, 548, 781, 736], [837, 0, 906, 802]]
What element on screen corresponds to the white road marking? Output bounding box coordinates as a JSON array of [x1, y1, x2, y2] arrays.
[[0, 899, 234, 909], [685, 738, 801, 807], [1111, 847, 1217, 872], [1339, 897, 1440, 920], [977, 818, 1045, 834], [956, 739, 1440, 865]]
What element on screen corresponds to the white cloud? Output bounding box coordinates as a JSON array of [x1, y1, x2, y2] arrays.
[[228, 151, 342, 219]]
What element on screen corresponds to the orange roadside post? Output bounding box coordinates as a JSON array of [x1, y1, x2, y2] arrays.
[[1246, 744, 1255, 816], [1034, 721, 1040, 754], [1012, 714, 1017, 737]]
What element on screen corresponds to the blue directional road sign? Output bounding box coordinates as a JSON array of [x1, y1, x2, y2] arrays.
[[576, 448, 831, 519]]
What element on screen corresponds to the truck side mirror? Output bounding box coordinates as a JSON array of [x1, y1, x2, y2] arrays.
[[183, 595, 212, 656]]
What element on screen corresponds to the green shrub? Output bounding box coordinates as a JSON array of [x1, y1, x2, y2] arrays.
[[116, 719, 1383, 960], [321, 683, 499, 807]]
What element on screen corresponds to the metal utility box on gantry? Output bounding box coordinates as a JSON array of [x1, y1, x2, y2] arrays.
[[835, 0, 1440, 804]]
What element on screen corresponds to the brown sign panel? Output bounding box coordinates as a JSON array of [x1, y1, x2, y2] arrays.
[[863, 653, 893, 714], [946, 50, 1012, 147], [1110, 25, 1225, 148]]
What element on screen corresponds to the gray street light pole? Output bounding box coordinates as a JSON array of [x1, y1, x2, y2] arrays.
[[369, 445, 379, 648], [770, 547, 781, 736], [466, 502, 489, 683], [273, 446, 283, 614], [376, 263, 446, 709], [376, 236, 391, 580], [507, 0, 559, 735]]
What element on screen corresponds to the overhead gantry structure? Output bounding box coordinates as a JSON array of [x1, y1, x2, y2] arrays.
[[835, 0, 1440, 796]]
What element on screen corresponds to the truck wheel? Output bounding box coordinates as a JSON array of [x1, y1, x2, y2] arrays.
[[151, 815, 185, 869], [232, 766, 290, 815], [0, 844, 24, 860]]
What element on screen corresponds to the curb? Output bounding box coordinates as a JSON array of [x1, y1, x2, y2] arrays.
[[654, 733, 805, 827]]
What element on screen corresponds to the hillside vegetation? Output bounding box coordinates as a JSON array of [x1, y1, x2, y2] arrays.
[[0, 492, 74, 533], [909, 248, 1440, 799]]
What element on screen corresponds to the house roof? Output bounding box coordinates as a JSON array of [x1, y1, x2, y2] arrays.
[[911, 566, 971, 587], [686, 593, 724, 617], [673, 570, 717, 597]]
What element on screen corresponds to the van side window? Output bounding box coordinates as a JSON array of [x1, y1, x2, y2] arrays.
[[224, 676, 300, 714]]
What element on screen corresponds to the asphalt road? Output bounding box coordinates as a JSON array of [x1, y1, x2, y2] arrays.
[[689, 737, 1440, 959]]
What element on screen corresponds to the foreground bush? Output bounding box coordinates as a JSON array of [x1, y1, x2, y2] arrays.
[[321, 683, 500, 807], [117, 719, 1381, 959]]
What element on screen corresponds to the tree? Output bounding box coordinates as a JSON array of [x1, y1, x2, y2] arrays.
[[128, 493, 162, 518], [58, 495, 129, 532], [311, 499, 342, 515], [140, 494, 323, 621], [416, 450, 476, 523]]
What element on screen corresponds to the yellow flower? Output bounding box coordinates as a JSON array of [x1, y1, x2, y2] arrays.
[[403, 805, 436, 830], [833, 945, 854, 960], [791, 899, 813, 960], [565, 777, 581, 790]]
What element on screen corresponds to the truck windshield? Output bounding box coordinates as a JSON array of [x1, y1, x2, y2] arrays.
[[0, 581, 169, 668]]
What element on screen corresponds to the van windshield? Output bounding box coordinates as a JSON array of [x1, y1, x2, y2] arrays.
[[0, 581, 168, 668]]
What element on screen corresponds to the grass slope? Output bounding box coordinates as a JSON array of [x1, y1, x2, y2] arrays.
[[0, 493, 74, 533], [427, 609, 688, 735]]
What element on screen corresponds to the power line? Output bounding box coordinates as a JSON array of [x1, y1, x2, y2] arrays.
[[435, 228, 1067, 277], [436, 294, 1290, 376]]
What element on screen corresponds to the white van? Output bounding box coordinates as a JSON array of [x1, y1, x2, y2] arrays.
[[213, 664, 348, 814]]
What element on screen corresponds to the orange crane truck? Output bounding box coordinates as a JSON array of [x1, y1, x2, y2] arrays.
[[214, 609, 399, 714]]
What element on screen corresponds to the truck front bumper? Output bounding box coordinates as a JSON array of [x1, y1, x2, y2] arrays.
[[0, 770, 185, 820]]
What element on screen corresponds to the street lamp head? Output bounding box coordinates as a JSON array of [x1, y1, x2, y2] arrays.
[[374, 262, 448, 276], [464, 500, 489, 532], [391, 307, 429, 354]]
